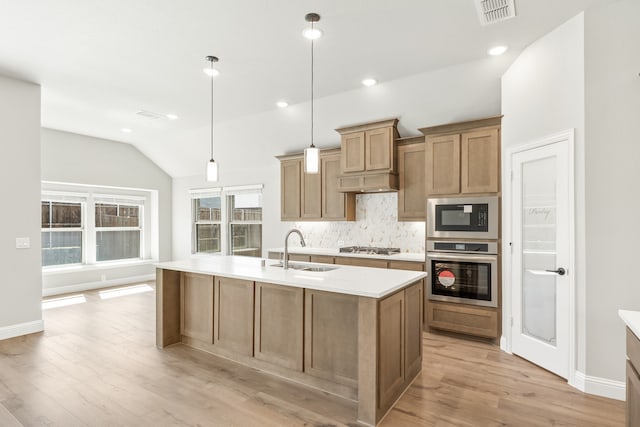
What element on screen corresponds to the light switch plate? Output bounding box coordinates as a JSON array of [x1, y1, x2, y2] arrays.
[[16, 237, 30, 249]]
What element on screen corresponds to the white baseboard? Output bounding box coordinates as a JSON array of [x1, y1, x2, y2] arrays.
[[0, 319, 44, 341], [42, 274, 155, 297], [500, 335, 512, 354], [573, 370, 626, 401]]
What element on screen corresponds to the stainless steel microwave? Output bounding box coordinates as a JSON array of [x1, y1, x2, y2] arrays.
[[426, 196, 499, 240]]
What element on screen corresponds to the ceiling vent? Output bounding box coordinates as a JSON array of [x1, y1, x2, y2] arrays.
[[475, 0, 516, 25], [135, 110, 164, 120]]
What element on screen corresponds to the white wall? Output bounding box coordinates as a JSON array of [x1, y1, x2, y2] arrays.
[[41, 128, 172, 295], [501, 12, 587, 375], [171, 57, 511, 260], [0, 75, 43, 339], [584, 0, 640, 384]]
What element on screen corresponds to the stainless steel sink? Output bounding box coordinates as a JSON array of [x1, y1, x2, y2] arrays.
[[270, 262, 338, 272]]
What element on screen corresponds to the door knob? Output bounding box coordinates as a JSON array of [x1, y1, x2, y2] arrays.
[[545, 267, 566, 276]]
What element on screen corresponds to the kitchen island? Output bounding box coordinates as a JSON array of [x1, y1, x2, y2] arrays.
[[156, 256, 426, 426]]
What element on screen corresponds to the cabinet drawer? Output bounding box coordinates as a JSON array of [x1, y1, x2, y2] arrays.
[[628, 328, 640, 372], [310, 255, 335, 264], [335, 257, 388, 269], [388, 261, 424, 271], [427, 300, 498, 338]]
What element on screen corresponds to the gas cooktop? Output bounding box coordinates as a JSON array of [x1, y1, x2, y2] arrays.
[[339, 246, 401, 256]]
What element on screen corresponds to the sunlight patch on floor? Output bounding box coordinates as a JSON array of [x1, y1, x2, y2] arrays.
[[42, 294, 87, 310], [99, 284, 153, 300]]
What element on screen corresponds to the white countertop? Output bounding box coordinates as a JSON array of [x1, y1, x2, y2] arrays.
[[619, 310, 640, 339], [156, 256, 426, 299], [268, 247, 426, 263]]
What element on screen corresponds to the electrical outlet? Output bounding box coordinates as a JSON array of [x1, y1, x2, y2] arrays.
[[16, 237, 30, 249], [337, 240, 345, 247]]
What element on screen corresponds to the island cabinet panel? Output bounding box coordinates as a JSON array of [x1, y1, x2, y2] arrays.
[[461, 128, 500, 194], [156, 268, 181, 347], [304, 290, 359, 387], [214, 277, 254, 356], [254, 283, 303, 371], [378, 290, 405, 412], [627, 328, 640, 427], [180, 272, 214, 343], [425, 133, 461, 195], [404, 282, 423, 381]]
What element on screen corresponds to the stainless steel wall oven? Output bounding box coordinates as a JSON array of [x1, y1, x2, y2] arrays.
[[426, 240, 498, 308]]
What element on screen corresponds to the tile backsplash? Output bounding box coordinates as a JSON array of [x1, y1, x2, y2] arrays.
[[292, 193, 425, 253]]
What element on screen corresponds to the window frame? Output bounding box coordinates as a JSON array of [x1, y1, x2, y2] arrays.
[[94, 199, 144, 262], [41, 198, 86, 267], [191, 191, 223, 254]]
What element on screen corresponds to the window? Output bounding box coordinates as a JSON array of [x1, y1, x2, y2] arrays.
[[229, 193, 262, 257], [41, 184, 156, 269], [191, 185, 262, 257], [95, 202, 142, 261], [193, 195, 222, 253], [41, 200, 84, 266]]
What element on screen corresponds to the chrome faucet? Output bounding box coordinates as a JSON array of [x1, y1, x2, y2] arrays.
[[283, 228, 306, 269]]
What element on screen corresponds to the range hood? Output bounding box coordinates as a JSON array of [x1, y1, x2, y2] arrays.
[[337, 172, 398, 193]]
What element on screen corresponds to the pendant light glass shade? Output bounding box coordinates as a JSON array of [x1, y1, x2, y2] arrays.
[[205, 55, 219, 182], [304, 146, 319, 173], [304, 12, 321, 175], [206, 159, 218, 182]]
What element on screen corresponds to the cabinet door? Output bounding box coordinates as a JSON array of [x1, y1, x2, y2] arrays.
[[404, 282, 423, 381], [461, 128, 499, 194], [281, 158, 301, 220], [378, 290, 405, 410], [214, 277, 254, 355], [341, 132, 366, 173], [425, 134, 461, 195], [254, 282, 304, 371], [180, 273, 214, 343], [301, 168, 322, 219], [627, 360, 640, 427], [322, 153, 355, 220], [397, 143, 426, 220], [365, 127, 392, 171]]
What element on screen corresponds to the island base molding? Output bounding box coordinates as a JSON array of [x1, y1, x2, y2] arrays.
[[156, 267, 423, 426]]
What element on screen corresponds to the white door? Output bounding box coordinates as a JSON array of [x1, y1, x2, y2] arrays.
[[510, 135, 573, 379]]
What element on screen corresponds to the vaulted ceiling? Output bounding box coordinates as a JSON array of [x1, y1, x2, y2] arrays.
[[0, 0, 609, 169]]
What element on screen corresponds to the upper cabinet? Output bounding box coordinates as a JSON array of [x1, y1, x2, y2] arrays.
[[420, 116, 502, 196], [336, 118, 399, 174], [397, 137, 426, 221], [278, 149, 355, 222]]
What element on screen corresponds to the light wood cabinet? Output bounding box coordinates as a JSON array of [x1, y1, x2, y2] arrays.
[[280, 158, 301, 220], [334, 257, 388, 269], [626, 328, 640, 427], [378, 290, 405, 411], [310, 255, 334, 264], [305, 290, 359, 387], [404, 283, 423, 381], [277, 149, 355, 221], [397, 140, 426, 220], [427, 300, 499, 339], [214, 277, 254, 356], [180, 272, 214, 343], [254, 282, 304, 371], [420, 116, 502, 196], [336, 118, 398, 174]]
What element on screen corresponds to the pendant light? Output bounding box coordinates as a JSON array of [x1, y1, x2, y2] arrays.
[[303, 13, 321, 174], [205, 55, 219, 182]]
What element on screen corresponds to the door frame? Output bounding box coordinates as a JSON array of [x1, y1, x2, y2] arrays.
[[501, 129, 578, 386]]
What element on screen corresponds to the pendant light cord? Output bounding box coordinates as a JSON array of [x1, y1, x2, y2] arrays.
[[210, 60, 215, 161], [310, 21, 315, 149]]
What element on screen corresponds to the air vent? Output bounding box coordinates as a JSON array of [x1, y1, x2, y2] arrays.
[[135, 110, 164, 120], [475, 0, 516, 25]]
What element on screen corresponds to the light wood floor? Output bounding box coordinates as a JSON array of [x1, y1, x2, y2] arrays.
[[0, 283, 625, 426]]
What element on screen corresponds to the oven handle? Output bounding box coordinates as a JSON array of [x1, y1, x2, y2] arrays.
[[426, 251, 498, 263]]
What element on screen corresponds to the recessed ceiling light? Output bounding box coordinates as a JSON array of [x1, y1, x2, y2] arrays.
[[203, 68, 220, 77], [302, 28, 323, 40], [276, 101, 289, 108], [166, 113, 178, 120], [121, 128, 132, 133], [362, 78, 377, 87], [488, 45, 508, 56]]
